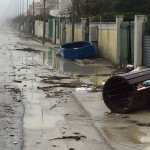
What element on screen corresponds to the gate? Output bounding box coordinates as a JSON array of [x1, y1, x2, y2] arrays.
[[49, 19, 53, 38], [143, 22, 150, 67], [56, 18, 60, 39], [120, 21, 134, 64]]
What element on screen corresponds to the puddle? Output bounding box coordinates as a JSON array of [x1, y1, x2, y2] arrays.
[[24, 114, 64, 129], [101, 125, 150, 150], [11, 46, 114, 146], [42, 48, 114, 85], [23, 90, 64, 130], [128, 126, 149, 144], [12, 47, 114, 85]]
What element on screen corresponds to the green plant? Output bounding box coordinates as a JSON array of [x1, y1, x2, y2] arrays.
[[74, 12, 141, 22]]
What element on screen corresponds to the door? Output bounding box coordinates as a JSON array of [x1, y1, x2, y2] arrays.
[[49, 19, 53, 38], [56, 18, 60, 39], [120, 21, 134, 64], [143, 22, 150, 67]]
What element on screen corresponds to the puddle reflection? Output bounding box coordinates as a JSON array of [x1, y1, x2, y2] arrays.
[[42, 48, 114, 85]]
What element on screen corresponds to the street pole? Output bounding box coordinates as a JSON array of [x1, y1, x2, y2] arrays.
[[33, 0, 35, 36], [18, 0, 19, 16], [57, 0, 58, 9], [16, 1, 18, 17], [27, 0, 29, 33], [23, 0, 24, 16], [20, 0, 21, 16], [43, 0, 46, 39], [72, 0, 75, 42], [27, 0, 28, 13]]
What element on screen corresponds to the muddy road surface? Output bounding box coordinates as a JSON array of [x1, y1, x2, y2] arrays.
[[0, 27, 150, 150]]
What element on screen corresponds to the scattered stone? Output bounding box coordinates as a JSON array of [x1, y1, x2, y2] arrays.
[[16, 99, 22, 102], [50, 104, 57, 110], [11, 88, 21, 93], [51, 145, 57, 147], [9, 135, 15, 137], [37, 141, 41, 144], [122, 116, 129, 119], [73, 132, 80, 135]]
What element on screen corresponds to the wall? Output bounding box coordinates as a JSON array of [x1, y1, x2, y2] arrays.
[[66, 23, 82, 42], [35, 20, 39, 36], [74, 23, 82, 41], [98, 23, 116, 63], [66, 23, 72, 42], [38, 21, 43, 38], [33, 19, 118, 64], [45, 22, 49, 39]]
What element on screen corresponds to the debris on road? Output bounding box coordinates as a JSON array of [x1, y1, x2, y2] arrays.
[[13, 80, 22, 83], [103, 69, 150, 113], [15, 48, 41, 53], [76, 87, 92, 91], [49, 135, 87, 141], [38, 75, 73, 80]]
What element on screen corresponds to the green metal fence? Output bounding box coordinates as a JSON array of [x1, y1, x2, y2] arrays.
[[49, 19, 53, 38], [56, 18, 60, 39], [120, 21, 134, 64], [130, 21, 134, 64]]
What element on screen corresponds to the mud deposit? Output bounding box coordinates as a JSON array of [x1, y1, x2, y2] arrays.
[[1, 27, 150, 150]]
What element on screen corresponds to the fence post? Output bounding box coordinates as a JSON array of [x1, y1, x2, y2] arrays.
[[52, 18, 56, 44], [89, 19, 98, 55], [65, 18, 71, 42], [134, 15, 147, 68], [115, 15, 124, 64], [61, 19, 66, 44], [81, 18, 87, 41]]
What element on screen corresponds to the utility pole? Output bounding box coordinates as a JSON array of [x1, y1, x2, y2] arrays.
[[27, 0, 29, 33], [23, 0, 24, 16], [27, 0, 28, 13], [33, 0, 35, 36], [17, 0, 19, 16], [57, 0, 58, 10], [20, 0, 21, 16], [43, 0, 46, 39], [18, 0, 20, 16], [16, 1, 18, 17], [72, 0, 75, 42]]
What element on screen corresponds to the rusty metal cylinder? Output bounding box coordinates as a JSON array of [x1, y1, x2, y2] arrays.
[[102, 69, 150, 113]]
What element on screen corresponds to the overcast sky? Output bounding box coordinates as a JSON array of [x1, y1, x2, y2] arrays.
[[0, 0, 40, 25]]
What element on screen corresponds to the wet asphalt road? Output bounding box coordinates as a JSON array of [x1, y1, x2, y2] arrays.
[[1, 27, 150, 150]]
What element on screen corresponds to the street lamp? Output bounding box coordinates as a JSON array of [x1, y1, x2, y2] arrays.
[[72, 0, 75, 42]]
